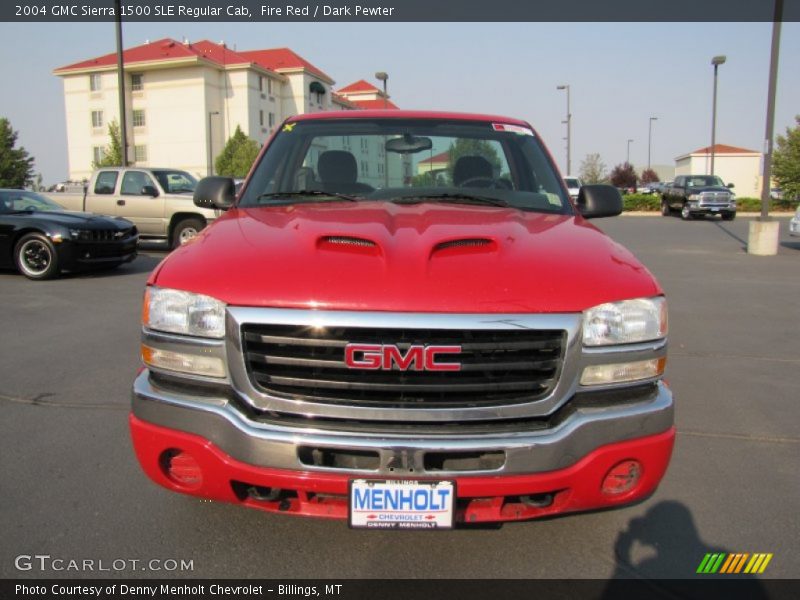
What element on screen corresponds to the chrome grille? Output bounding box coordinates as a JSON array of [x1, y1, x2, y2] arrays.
[[241, 324, 565, 408]]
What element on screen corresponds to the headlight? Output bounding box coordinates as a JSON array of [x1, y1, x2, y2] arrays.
[[583, 297, 667, 347], [687, 194, 701, 201], [143, 287, 226, 338]]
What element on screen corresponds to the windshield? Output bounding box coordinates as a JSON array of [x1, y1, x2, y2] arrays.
[[687, 176, 725, 187], [0, 190, 64, 213], [239, 118, 572, 214], [151, 170, 198, 193]]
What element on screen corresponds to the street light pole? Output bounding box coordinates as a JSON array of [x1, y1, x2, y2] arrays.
[[375, 71, 388, 109], [627, 139, 634, 164], [710, 55, 727, 175], [648, 117, 658, 170], [557, 85, 571, 174], [207, 111, 219, 176], [375, 72, 389, 187], [114, 0, 128, 167]]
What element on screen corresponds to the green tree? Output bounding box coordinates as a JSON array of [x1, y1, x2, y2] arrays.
[[446, 138, 501, 184], [772, 115, 800, 200], [609, 162, 638, 189], [0, 117, 35, 188], [579, 153, 607, 184], [215, 126, 260, 178], [93, 120, 123, 168]]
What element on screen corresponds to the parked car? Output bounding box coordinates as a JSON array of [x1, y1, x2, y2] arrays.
[[131, 110, 674, 528], [661, 175, 736, 220], [790, 204, 800, 237], [563, 176, 583, 200], [44, 167, 218, 248], [0, 189, 138, 280]]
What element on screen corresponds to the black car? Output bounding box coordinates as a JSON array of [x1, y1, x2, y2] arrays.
[[0, 189, 138, 280]]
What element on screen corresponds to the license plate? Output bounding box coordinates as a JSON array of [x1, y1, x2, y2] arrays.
[[349, 479, 455, 530], [711, 207, 720, 211]]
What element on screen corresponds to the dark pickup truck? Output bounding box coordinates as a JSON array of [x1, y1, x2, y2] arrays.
[[661, 175, 736, 221]]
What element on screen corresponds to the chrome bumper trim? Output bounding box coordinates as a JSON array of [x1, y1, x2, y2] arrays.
[[132, 370, 674, 477]]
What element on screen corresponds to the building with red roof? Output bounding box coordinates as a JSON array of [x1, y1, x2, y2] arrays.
[[675, 144, 762, 197], [53, 39, 396, 179]]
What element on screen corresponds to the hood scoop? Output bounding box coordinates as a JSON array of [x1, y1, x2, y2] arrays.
[[317, 235, 380, 255], [431, 237, 496, 257]]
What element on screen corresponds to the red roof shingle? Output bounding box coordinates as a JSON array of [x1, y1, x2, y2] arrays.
[[337, 79, 381, 94], [691, 144, 759, 155]]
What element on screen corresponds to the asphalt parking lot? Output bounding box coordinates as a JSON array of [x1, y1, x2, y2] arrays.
[[1, 215, 798, 580]]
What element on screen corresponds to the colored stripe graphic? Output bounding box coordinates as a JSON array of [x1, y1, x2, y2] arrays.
[[698, 552, 773, 574]]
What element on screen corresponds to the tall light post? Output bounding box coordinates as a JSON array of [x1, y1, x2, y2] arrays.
[[207, 111, 219, 176], [648, 117, 658, 170], [375, 72, 389, 187], [114, 0, 128, 166], [375, 71, 388, 109], [557, 84, 571, 174], [710, 55, 726, 175], [627, 139, 634, 164]]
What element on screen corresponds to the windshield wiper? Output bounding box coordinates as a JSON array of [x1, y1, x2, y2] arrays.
[[390, 193, 509, 208], [257, 190, 360, 204]]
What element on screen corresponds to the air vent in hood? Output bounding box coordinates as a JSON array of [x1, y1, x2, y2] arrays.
[[435, 238, 492, 251], [317, 235, 380, 255]]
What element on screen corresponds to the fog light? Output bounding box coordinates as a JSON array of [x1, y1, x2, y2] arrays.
[[602, 460, 641, 495], [160, 449, 202, 487], [141, 344, 226, 378], [580, 358, 665, 386]]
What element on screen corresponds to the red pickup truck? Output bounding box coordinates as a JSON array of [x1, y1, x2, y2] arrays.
[[131, 111, 673, 528]]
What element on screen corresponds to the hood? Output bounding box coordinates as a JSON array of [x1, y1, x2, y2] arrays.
[[688, 186, 732, 194], [151, 201, 661, 313], [15, 210, 132, 229]]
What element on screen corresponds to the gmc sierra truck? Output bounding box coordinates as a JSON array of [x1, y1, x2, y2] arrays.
[[661, 174, 736, 220], [131, 111, 674, 528], [45, 167, 219, 247]]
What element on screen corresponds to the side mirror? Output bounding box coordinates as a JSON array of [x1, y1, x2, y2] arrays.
[[141, 185, 159, 197], [727, 182, 735, 189], [194, 176, 235, 210], [576, 185, 623, 219]]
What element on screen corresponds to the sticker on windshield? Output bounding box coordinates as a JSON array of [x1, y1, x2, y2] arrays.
[[282, 123, 296, 132], [492, 123, 534, 136], [545, 193, 562, 206]]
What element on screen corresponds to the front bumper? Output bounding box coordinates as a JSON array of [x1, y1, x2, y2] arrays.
[[130, 370, 674, 523], [59, 237, 139, 269]]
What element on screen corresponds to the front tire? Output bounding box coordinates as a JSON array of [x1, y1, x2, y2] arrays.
[[722, 212, 736, 221], [681, 203, 694, 221], [14, 233, 61, 280], [171, 218, 204, 249], [661, 200, 671, 216]]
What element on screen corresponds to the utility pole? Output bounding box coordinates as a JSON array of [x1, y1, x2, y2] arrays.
[[710, 55, 727, 175], [557, 85, 571, 174], [114, 0, 128, 166], [648, 117, 658, 170]]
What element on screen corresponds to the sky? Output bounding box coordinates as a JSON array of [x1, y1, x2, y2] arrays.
[[1, 21, 799, 184]]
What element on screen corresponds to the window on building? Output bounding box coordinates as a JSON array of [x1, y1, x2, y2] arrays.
[[267, 78, 273, 95], [91, 111, 103, 129], [132, 110, 145, 128], [94, 171, 118, 194], [131, 74, 143, 91], [268, 112, 275, 128], [134, 145, 147, 163], [258, 76, 264, 92], [90, 73, 101, 91], [259, 110, 264, 127], [92, 147, 105, 166]]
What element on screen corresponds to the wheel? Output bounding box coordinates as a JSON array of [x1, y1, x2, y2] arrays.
[[661, 200, 671, 216], [722, 212, 736, 221], [171, 218, 204, 249], [680, 203, 694, 221], [14, 233, 61, 280]]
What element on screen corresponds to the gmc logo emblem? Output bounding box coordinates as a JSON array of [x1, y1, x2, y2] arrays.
[[344, 344, 462, 371]]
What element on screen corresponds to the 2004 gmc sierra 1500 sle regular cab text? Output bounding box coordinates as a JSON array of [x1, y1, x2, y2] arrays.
[[131, 111, 674, 528]]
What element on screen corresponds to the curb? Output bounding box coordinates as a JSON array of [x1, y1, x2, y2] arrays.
[[620, 212, 794, 217]]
